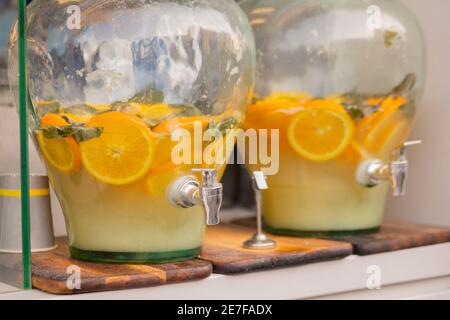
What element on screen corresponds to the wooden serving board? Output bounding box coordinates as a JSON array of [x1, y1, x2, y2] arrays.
[[32, 238, 212, 295], [337, 221, 450, 256], [201, 224, 353, 274], [233, 218, 450, 256]]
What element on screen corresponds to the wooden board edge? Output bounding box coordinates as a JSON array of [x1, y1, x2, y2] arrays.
[[353, 232, 450, 256], [207, 246, 352, 275]]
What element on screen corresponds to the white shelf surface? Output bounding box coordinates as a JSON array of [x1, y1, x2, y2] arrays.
[[1, 242, 449, 300]]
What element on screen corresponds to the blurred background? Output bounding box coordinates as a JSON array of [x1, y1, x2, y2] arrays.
[[0, 0, 449, 236]]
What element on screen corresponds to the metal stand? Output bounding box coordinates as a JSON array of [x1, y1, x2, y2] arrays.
[[243, 171, 276, 250]]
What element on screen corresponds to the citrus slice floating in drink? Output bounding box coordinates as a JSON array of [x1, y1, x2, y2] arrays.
[[287, 108, 354, 162], [153, 116, 212, 133], [80, 112, 155, 186], [304, 99, 347, 114], [141, 104, 175, 119], [360, 96, 408, 155], [37, 114, 82, 173]]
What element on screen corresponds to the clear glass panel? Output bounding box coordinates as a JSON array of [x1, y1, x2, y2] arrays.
[[0, 0, 33, 291]]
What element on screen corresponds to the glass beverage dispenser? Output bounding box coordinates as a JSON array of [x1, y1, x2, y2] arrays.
[[8, 0, 255, 262], [240, 0, 426, 235]]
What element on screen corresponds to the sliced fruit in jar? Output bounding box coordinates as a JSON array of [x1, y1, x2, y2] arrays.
[[37, 114, 81, 173], [287, 108, 354, 162], [153, 116, 212, 133], [264, 91, 312, 104], [381, 96, 407, 113], [344, 140, 369, 164], [80, 112, 155, 186], [369, 118, 412, 160], [141, 103, 176, 119], [304, 99, 347, 113], [360, 96, 408, 155], [149, 135, 177, 172]]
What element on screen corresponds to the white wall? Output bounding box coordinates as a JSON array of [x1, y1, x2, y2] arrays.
[[386, 0, 450, 227]]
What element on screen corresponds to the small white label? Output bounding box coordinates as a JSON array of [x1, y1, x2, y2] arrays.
[[253, 171, 268, 190]]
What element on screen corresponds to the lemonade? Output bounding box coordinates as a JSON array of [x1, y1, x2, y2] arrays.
[[7, 0, 256, 262], [36, 103, 240, 262], [244, 90, 414, 235]]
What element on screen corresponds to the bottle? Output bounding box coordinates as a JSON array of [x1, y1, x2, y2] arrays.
[[8, 0, 255, 262], [240, 0, 426, 236]]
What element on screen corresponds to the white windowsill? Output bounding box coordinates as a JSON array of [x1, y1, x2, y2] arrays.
[[1, 208, 449, 300]]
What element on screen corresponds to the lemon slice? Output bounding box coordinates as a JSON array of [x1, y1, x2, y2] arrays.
[[80, 112, 155, 185], [287, 108, 354, 162], [37, 114, 81, 173]]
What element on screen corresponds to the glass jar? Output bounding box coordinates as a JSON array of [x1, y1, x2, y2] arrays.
[[240, 0, 426, 236], [8, 0, 255, 262]]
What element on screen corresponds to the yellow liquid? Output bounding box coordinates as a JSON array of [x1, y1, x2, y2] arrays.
[[48, 166, 205, 253], [263, 147, 388, 232], [246, 93, 413, 234], [37, 105, 237, 261]]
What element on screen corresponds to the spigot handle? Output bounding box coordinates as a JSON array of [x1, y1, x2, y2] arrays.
[[192, 168, 219, 187], [391, 140, 422, 161], [389, 140, 422, 197], [356, 140, 422, 195], [192, 168, 222, 226]]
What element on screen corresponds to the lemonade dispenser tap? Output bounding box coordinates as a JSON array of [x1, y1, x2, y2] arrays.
[[169, 169, 223, 226], [357, 141, 422, 196]]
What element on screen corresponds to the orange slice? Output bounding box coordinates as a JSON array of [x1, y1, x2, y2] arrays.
[[153, 116, 212, 134], [264, 91, 312, 104], [287, 108, 354, 162], [140, 103, 176, 120], [304, 99, 347, 113], [37, 114, 81, 173], [325, 94, 346, 104], [80, 112, 155, 185], [245, 102, 306, 131], [360, 96, 408, 154]]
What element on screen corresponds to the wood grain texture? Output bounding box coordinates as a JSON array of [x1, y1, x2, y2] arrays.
[[31, 238, 212, 295], [233, 218, 450, 256], [338, 221, 450, 256], [201, 224, 353, 274]]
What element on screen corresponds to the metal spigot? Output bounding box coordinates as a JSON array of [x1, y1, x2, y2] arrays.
[[356, 141, 421, 196], [168, 169, 223, 225]]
